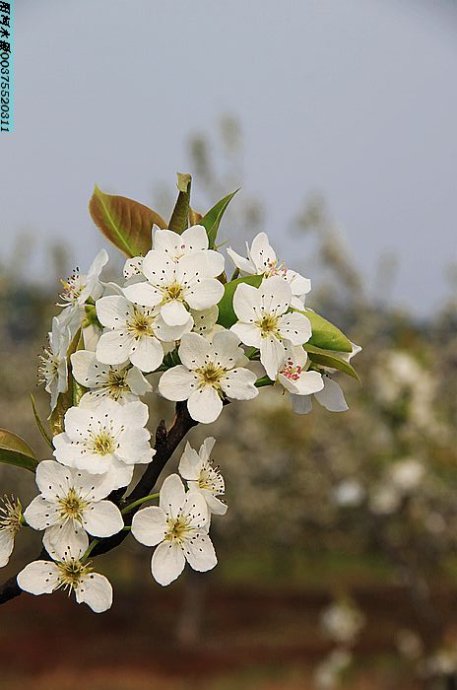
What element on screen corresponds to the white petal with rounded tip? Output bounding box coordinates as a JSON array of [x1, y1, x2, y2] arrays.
[[221, 368, 258, 400], [17, 560, 60, 595], [315, 378, 349, 412], [123, 282, 162, 307], [82, 501, 124, 538], [71, 350, 110, 388], [24, 496, 60, 530], [159, 474, 185, 519], [226, 247, 255, 274], [179, 333, 211, 369], [159, 366, 197, 401], [160, 300, 190, 326], [230, 322, 261, 348], [96, 295, 130, 329], [183, 532, 217, 572], [203, 491, 228, 516], [260, 276, 291, 315], [200, 437, 216, 462], [35, 460, 73, 500], [180, 225, 209, 252], [43, 521, 89, 559], [188, 387, 223, 424], [233, 283, 260, 322], [152, 541, 185, 586], [117, 429, 154, 464], [131, 506, 167, 546], [183, 492, 209, 529], [286, 269, 311, 296], [97, 330, 133, 365], [249, 232, 277, 271], [178, 443, 202, 481], [76, 572, 113, 613], [260, 336, 285, 380], [278, 312, 311, 345], [0, 530, 15, 567], [129, 336, 164, 372], [116, 400, 149, 428], [291, 393, 313, 414], [125, 366, 152, 395], [185, 278, 224, 311], [211, 330, 243, 368], [153, 229, 182, 255], [142, 249, 176, 284], [279, 370, 324, 396]]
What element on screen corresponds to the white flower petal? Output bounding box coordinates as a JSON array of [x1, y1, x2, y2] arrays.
[[142, 249, 176, 284], [71, 350, 110, 388], [221, 368, 258, 400], [152, 541, 185, 586], [183, 492, 209, 529], [178, 443, 202, 481], [76, 572, 113, 613], [278, 312, 312, 345], [24, 496, 60, 530], [158, 366, 197, 401], [159, 474, 186, 519], [200, 437, 216, 462], [131, 506, 167, 546], [183, 531, 217, 573], [260, 276, 291, 315], [186, 278, 224, 311], [35, 460, 73, 500], [97, 330, 134, 365], [123, 282, 162, 308], [227, 247, 255, 274], [315, 378, 349, 412], [187, 387, 223, 424], [249, 232, 277, 272], [125, 366, 152, 395], [96, 295, 130, 329], [17, 560, 60, 595], [0, 530, 15, 567], [232, 282, 260, 322], [204, 492, 228, 516], [291, 393, 313, 414], [179, 333, 211, 370], [230, 322, 262, 348], [160, 300, 190, 326], [129, 336, 164, 372], [43, 522, 89, 559], [82, 500, 124, 538], [260, 336, 285, 380]]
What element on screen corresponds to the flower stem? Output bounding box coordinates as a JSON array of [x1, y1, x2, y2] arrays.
[[121, 493, 160, 515], [255, 376, 274, 388]]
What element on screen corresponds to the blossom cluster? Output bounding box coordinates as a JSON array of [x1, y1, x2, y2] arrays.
[[0, 190, 359, 614]]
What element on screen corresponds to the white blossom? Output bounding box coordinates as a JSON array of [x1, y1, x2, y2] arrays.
[[96, 295, 186, 372], [159, 331, 258, 424], [190, 305, 224, 340], [58, 249, 109, 334], [17, 543, 113, 613], [53, 399, 155, 489], [153, 225, 224, 275], [123, 250, 224, 329], [24, 460, 124, 556], [71, 350, 152, 406], [227, 232, 311, 307], [38, 317, 71, 411], [231, 276, 312, 380], [276, 345, 324, 397], [131, 474, 216, 586], [0, 495, 22, 568], [178, 438, 227, 515]]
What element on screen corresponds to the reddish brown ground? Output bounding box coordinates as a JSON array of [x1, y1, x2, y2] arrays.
[[1, 581, 452, 689]]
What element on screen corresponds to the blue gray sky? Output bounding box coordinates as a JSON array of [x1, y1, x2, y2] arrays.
[[1, 0, 456, 315]]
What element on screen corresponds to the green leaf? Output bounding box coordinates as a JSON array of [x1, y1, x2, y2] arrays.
[[200, 189, 239, 249], [0, 429, 37, 472], [304, 344, 359, 380], [89, 186, 167, 257], [297, 309, 352, 352], [30, 394, 53, 448], [217, 274, 262, 328], [168, 173, 192, 234]]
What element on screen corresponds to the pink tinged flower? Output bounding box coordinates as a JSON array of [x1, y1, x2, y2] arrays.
[[0, 495, 22, 568], [24, 461, 124, 557], [52, 399, 155, 489], [131, 474, 216, 587], [95, 295, 187, 372], [122, 251, 224, 329], [231, 276, 312, 380], [71, 350, 152, 406], [17, 543, 113, 613], [227, 232, 311, 305], [277, 346, 324, 396], [38, 317, 71, 411], [154, 225, 225, 275], [292, 376, 349, 414], [158, 331, 258, 424], [178, 439, 227, 516]]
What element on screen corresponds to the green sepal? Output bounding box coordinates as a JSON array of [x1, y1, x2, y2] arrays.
[[168, 173, 192, 234], [200, 189, 239, 249], [304, 344, 359, 380], [217, 274, 262, 328], [0, 429, 38, 472], [89, 186, 166, 257], [296, 309, 352, 353]]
